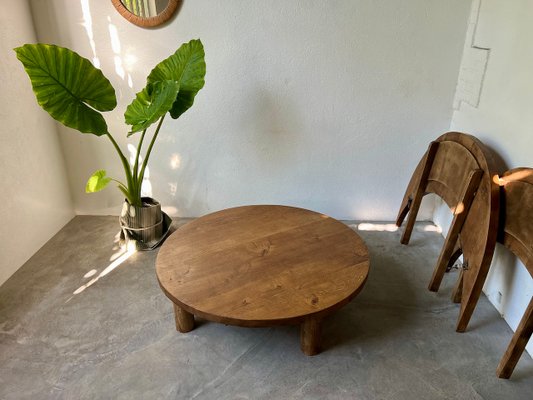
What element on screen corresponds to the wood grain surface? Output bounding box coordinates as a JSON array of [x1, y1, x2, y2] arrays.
[[156, 205, 369, 328], [396, 132, 501, 332], [496, 168, 533, 379]]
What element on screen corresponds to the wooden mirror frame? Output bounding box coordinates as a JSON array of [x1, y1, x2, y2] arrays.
[[111, 0, 181, 28]]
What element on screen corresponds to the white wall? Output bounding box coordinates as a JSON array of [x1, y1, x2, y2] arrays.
[[0, 0, 74, 286], [29, 0, 470, 220], [435, 0, 533, 355]]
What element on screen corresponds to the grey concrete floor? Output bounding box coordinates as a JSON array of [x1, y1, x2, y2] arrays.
[[1, 216, 532, 399]]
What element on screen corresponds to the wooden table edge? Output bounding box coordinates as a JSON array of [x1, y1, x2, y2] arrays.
[[154, 205, 370, 356], [156, 267, 369, 327]]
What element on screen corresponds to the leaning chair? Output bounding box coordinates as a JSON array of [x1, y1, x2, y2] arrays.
[[495, 168, 533, 379], [396, 132, 500, 332]]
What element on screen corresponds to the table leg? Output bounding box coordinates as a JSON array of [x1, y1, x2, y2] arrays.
[[300, 317, 321, 356], [174, 304, 195, 333]]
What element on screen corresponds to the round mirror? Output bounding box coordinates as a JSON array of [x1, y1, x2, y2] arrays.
[[111, 0, 181, 28]]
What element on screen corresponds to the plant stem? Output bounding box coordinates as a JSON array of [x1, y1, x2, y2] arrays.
[[133, 129, 146, 178], [106, 132, 138, 206], [110, 178, 127, 188], [137, 115, 165, 199], [132, 129, 147, 199], [118, 185, 135, 205]]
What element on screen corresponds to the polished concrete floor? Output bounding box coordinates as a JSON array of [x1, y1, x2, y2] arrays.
[[0, 216, 532, 399]]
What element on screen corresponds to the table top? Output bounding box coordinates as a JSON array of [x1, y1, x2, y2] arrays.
[[156, 205, 370, 327]]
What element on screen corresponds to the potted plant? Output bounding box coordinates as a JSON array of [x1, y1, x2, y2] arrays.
[[14, 39, 206, 249]]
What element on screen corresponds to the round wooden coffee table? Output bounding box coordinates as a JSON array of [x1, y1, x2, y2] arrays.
[[156, 205, 369, 355]]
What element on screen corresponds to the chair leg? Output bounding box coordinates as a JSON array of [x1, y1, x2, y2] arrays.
[[429, 232, 461, 292], [451, 268, 464, 304], [428, 169, 482, 292], [496, 297, 533, 379], [446, 241, 463, 273], [396, 197, 412, 228], [400, 142, 439, 245], [400, 191, 424, 245], [455, 258, 493, 333], [439, 240, 465, 303]]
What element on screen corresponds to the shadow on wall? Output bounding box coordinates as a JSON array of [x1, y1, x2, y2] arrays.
[[30, 0, 73, 48], [483, 246, 518, 314], [483, 141, 510, 175]]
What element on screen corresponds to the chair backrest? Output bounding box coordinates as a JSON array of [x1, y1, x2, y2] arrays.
[[427, 137, 483, 209], [499, 168, 533, 271], [397, 133, 495, 239], [396, 132, 501, 332], [496, 168, 533, 379]]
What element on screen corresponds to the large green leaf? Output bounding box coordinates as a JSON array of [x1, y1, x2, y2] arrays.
[[124, 80, 179, 135], [147, 39, 206, 119], [14, 44, 116, 136], [86, 170, 111, 193]]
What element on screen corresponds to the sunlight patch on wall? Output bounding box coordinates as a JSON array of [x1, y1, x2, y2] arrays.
[[422, 225, 442, 233], [356, 223, 399, 232], [494, 170, 533, 186], [162, 206, 178, 215], [170, 153, 181, 170], [141, 171, 153, 197], [107, 16, 133, 87], [452, 202, 465, 215], [127, 144, 137, 166], [108, 20, 126, 79], [80, 0, 100, 67], [168, 182, 177, 197], [123, 53, 138, 70], [108, 22, 121, 54], [127, 145, 153, 198], [114, 55, 125, 79], [123, 52, 137, 88]]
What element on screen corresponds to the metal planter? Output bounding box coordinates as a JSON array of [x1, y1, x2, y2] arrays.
[[119, 197, 171, 250]]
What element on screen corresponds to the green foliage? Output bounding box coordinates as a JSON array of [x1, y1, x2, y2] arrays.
[[148, 39, 206, 119], [14, 44, 116, 136], [86, 170, 112, 193], [15, 40, 206, 207], [125, 80, 179, 135]]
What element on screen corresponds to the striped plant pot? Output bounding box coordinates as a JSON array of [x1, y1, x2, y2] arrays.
[[120, 197, 163, 249]]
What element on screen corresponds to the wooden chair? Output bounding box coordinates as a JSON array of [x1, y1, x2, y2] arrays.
[[495, 168, 533, 379], [396, 132, 500, 332]]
